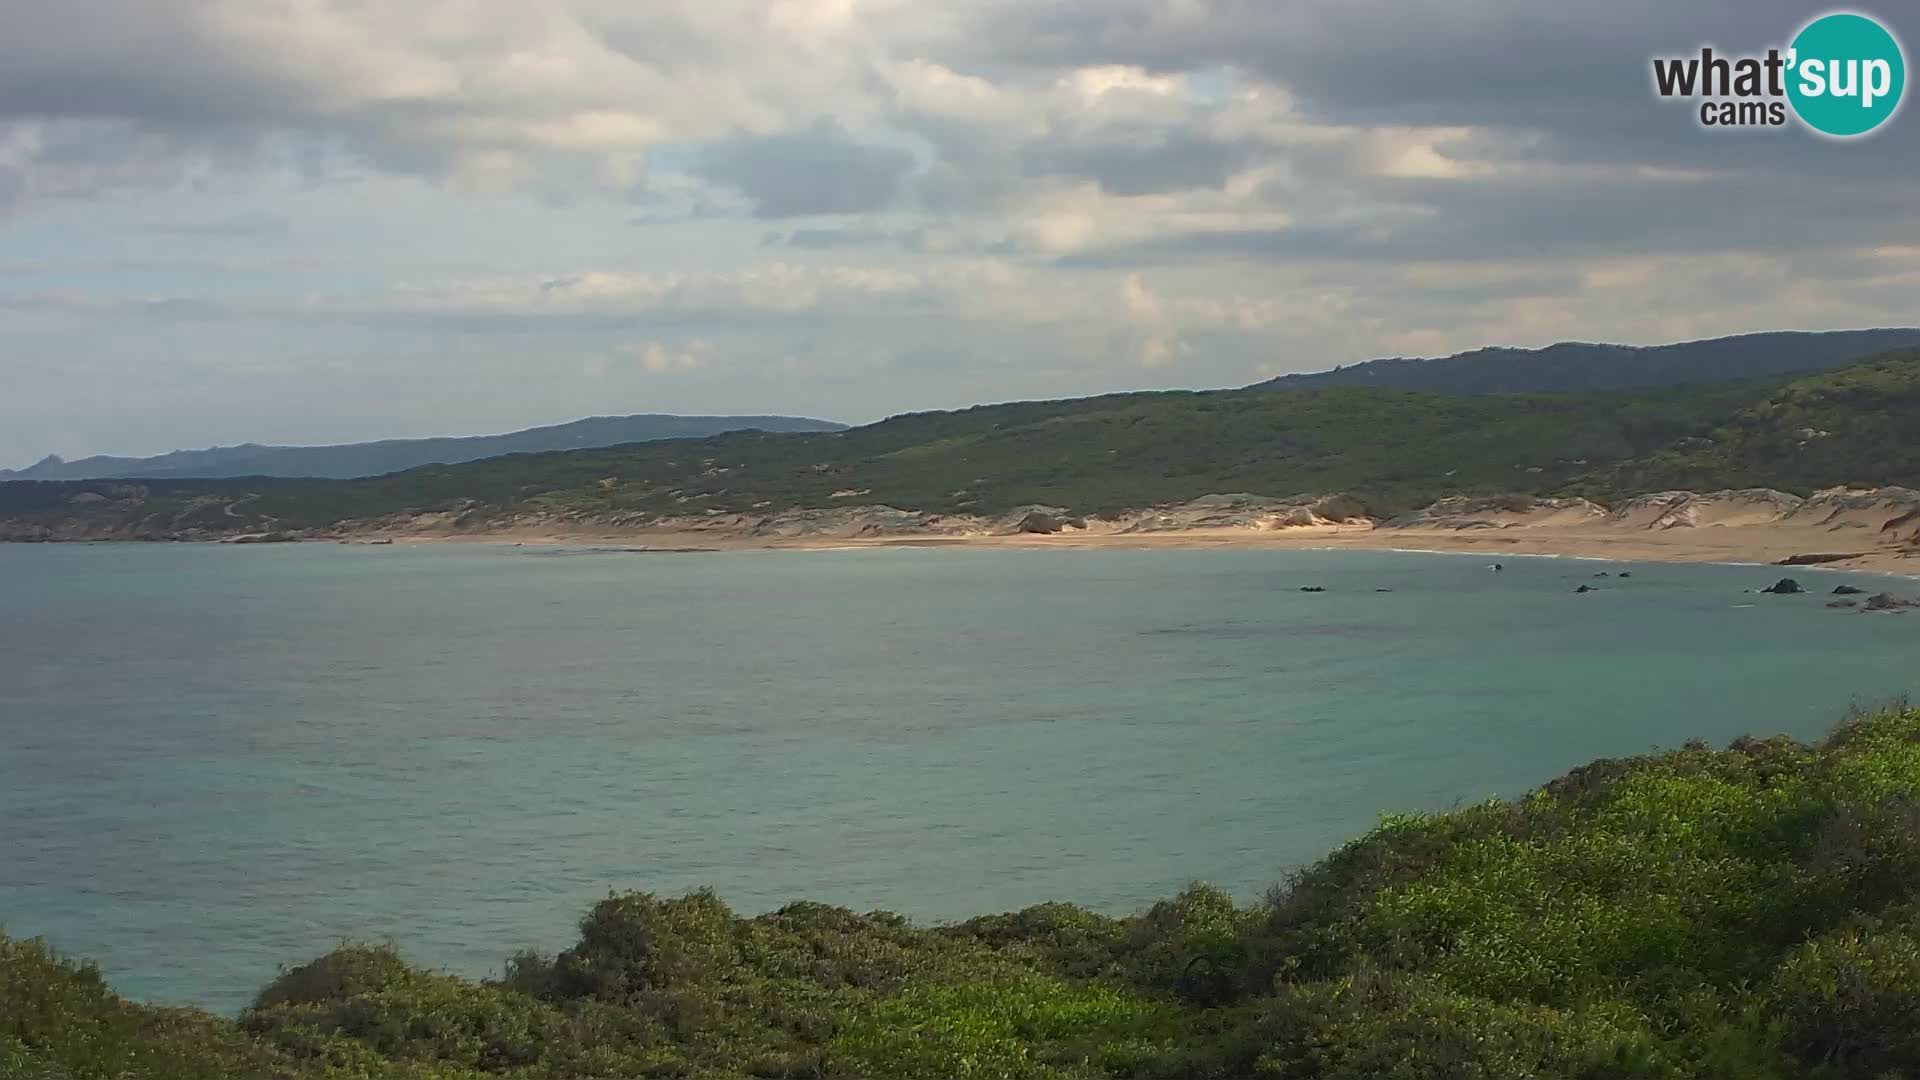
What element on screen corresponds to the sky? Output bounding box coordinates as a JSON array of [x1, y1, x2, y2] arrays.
[[1, 0, 1916, 465]]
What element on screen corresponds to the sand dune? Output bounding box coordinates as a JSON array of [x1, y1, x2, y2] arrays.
[[374, 486, 1920, 577]]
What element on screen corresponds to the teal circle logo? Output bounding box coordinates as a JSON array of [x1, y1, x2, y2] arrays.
[[1787, 12, 1906, 137]]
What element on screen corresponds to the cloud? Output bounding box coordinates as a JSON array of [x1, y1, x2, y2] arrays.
[[631, 339, 713, 374], [1019, 128, 1253, 195], [696, 121, 916, 218], [2, 0, 1918, 464], [763, 225, 903, 250], [136, 213, 291, 237], [0, 0, 886, 199]]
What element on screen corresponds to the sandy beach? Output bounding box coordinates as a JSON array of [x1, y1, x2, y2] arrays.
[[372, 486, 1920, 579]]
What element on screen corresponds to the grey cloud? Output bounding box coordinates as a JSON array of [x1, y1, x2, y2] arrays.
[[910, 1, 1917, 186], [137, 214, 290, 238], [0, 3, 296, 130], [696, 121, 917, 218], [1063, 163, 1920, 267], [0, 166, 23, 211], [758, 224, 973, 252], [1019, 129, 1252, 194], [763, 226, 900, 249], [922, 0, 1809, 122]]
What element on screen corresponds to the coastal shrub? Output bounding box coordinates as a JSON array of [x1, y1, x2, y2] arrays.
[[245, 959, 677, 1078], [1122, 884, 1248, 1004], [1769, 921, 1920, 1076], [552, 889, 739, 1002], [253, 942, 414, 1008], [829, 975, 1174, 1079], [0, 1035, 56, 1079], [947, 901, 1129, 981], [1800, 798, 1920, 915], [0, 933, 281, 1079], [1182, 972, 1678, 1080], [742, 900, 995, 992], [496, 948, 562, 1000]]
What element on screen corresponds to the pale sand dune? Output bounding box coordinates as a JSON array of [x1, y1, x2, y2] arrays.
[[379, 487, 1920, 578]]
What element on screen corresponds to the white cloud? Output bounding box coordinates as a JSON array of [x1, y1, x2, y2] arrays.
[[632, 339, 714, 374]]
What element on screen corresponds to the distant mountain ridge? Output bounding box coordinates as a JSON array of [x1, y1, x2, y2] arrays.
[[0, 414, 849, 481], [1259, 328, 1920, 395], [7, 342, 1920, 542]]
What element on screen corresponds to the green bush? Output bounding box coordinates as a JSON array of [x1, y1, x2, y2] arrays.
[[831, 976, 1174, 1079], [1770, 922, 1920, 1076], [552, 889, 740, 1003], [0, 934, 281, 1080], [253, 942, 415, 1008], [949, 902, 1128, 981]]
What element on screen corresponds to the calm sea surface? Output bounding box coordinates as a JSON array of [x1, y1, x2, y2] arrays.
[[3, 542, 1918, 1011]]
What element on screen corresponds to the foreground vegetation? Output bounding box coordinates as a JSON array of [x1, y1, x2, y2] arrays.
[[3, 349, 1919, 540], [13, 705, 1920, 1078]]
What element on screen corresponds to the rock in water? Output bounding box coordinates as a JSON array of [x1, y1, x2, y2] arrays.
[[1865, 593, 1919, 612], [1833, 585, 1866, 595], [1761, 578, 1805, 595], [1575, 584, 1596, 593], [1777, 552, 1871, 566]]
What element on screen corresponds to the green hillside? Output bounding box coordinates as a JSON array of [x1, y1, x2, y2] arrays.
[[13, 705, 1920, 1079], [3, 351, 1917, 540], [1581, 351, 1920, 497], [1263, 328, 1920, 396]]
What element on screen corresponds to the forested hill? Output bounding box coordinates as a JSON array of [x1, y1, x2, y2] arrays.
[[1261, 328, 1920, 396], [3, 348, 1919, 540]]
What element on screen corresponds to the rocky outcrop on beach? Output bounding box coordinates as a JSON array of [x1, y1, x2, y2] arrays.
[[742, 506, 959, 540], [1786, 487, 1920, 544], [1002, 506, 1083, 535], [1378, 487, 1920, 545], [1122, 493, 1368, 534], [1380, 496, 1607, 531], [1607, 489, 1805, 530]]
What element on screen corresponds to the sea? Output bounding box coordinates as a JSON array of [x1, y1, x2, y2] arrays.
[[3, 541, 1917, 1012]]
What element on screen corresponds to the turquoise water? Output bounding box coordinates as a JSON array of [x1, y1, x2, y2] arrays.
[[3, 542, 1918, 1012]]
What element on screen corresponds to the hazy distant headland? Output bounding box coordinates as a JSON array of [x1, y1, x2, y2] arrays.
[[3, 330, 1919, 575], [0, 413, 848, 482]]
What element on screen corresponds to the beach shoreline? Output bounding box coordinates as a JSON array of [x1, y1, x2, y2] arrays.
[[14, 486, 1918, 579], [367, 518, 1920, 578]]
